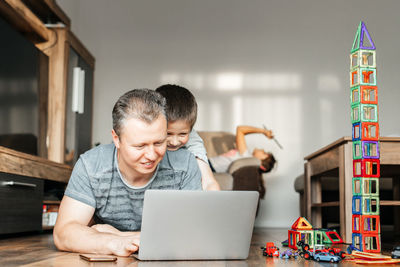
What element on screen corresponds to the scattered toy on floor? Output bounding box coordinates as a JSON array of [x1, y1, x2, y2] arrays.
[[287, 217, 344, 250], [261, 242, 280, 257], [391, 246, 400, 259], [313, 251, 341, 263], [279, 248, 298, 259], [346, 250, 400, 264], [347, 244, 361, 254]]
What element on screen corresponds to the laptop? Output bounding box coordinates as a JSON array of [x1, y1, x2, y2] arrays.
[[134, 190, 258, 261]]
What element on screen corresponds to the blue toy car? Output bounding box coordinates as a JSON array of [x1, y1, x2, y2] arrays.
[[392, 246, 400, 259], [313, 252, 341, 263]]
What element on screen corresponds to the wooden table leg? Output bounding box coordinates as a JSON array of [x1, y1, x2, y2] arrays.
[[305, 162, 311, 220], [393, 176, 400, 235]]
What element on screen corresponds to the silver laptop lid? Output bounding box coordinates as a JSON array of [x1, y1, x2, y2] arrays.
[[138, 190, 259, 260]]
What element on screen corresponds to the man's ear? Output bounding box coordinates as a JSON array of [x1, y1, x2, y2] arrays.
[[111, 129, 120, 149]]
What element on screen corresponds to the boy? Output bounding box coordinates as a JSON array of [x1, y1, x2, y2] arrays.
[[156, 84, 220, 191]]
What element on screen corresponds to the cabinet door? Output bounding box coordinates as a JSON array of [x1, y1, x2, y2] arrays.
[[0, 16, 48, 158], [0, 172, 43, 234], [65, 48, 94, 165]]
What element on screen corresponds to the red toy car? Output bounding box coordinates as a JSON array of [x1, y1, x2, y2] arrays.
[[261, 242, 280, 257]]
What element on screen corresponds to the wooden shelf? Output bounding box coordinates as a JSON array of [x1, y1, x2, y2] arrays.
[[380, 200, 400, 206], [311, 201, 340, 208], [43, 200, 61, 205], [312, 200, 400, 208], [0, 146, 72, 183]]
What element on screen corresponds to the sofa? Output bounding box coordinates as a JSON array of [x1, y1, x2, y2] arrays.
[[197, 131, 265, 198]]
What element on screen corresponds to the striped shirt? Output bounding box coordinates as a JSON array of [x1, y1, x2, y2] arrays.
[[64, 143, 201, 231]]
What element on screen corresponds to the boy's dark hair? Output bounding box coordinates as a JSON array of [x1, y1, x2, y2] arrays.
[[259, 153, 276, 174], [155, 84, 197, 128]]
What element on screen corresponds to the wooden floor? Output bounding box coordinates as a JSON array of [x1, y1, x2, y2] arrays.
[[0, 228, 397, 267]]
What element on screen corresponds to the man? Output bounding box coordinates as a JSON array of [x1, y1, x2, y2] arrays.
[[54, 89, 202, 256]]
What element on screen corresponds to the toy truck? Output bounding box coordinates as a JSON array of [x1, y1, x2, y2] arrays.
[[298, 241, 346, 260], [262, 242, 280, 257]]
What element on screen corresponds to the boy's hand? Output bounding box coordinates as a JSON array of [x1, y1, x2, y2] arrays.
[[264, 129, 274, 139]]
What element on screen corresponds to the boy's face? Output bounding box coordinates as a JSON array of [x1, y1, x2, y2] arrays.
[[252, 148, 270, 160], [166, 120, 191, 151]]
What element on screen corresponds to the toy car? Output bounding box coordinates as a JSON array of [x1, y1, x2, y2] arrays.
[[297, 241, 346, 259], [297, 240, 310, 251], [314, 245, 345, 259], [297, 241, 312, 260], [313, 252, 342, 263], [327, 247, 346, 259], [392, 246, 400, 259], [299, 251, 312, 260], [261, 242, 280, 257]]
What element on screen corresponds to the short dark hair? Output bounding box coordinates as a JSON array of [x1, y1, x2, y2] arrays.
[[155, 84, 197, 128], [260, 153, 276, 173], [112, 89, 167, 136]]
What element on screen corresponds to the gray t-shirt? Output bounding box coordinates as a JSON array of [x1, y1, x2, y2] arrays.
[[64, 143, 201, 231], [184, 129, 208, 163]]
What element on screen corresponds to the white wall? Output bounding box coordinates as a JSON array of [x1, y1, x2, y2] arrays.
[[57, 0, 400, 227]]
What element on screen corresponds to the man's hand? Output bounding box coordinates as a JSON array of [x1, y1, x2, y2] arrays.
[[54, 196, 141, 256], [108, 235, 140, 257], [91, 224, 141, 256]]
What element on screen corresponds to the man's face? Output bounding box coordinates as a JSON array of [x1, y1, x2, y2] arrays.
[[112, 115, 167, 179], [166, 120, 191, 151]]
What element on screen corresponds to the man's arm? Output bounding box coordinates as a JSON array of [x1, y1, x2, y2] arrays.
[[236, 126, 274, 154], [91, 223, 140, 237], [54, 196, 140, 256]]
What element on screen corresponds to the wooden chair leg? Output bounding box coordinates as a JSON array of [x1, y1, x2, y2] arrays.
[[393, 177, 400, 235]]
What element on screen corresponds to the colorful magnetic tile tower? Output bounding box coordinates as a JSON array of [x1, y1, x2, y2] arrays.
[[350, 21, 381, 253]]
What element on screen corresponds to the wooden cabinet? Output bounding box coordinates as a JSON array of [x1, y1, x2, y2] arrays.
[[0, 0, 95, 164], [0, 146, 71, 234], [36, 29, 95, 164], [0, 0, 92, 234], [0, 172, 43, 234], [65, 44, 95, 165]]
